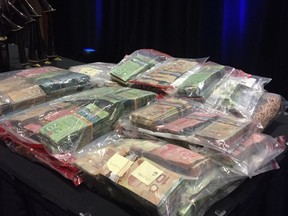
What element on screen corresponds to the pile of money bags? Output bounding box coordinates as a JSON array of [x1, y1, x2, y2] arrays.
[[0, 49, 286, 215]]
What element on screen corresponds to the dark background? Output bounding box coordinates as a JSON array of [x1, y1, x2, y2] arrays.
[[48, 0, 288, 99]]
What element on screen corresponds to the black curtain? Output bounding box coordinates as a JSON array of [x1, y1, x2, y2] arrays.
[[49, 0, 288, 98]]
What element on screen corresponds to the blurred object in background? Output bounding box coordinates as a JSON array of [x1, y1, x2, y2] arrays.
[[0, 0, 58, 70]]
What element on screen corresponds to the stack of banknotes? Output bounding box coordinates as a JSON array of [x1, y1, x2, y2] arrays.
[[1, 87, 157, 154], [110, 49, 170, 85], [0, 66, 93, 115], [74, 136, 239, 215]]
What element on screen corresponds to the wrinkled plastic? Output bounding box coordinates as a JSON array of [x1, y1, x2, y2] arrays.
[[189, 133, 286, 177], [129, 58, 201, 90], [205, 71, 272, 119], [0, 131, 83, 185], [109, 49, 171, 85], [0, 87, 157, 154], [130, 60, 225, 99], [69, 62, 120, 87], [118, 96, 256, 154], [73, 133, 244, 216], [0, 66, 96, 116], [252, 92, 283, 130]]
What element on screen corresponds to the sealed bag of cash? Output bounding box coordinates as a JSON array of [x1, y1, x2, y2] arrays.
[[205, 70, 271, 117], [119, 96, 256, 154], [69, 62, 120, 87], [0, 66, 59, 115], [0, 66, 94, 116], [130, 60, 227, 99], [109, 49, 171, 85], [190, 133, 286, 177], [73, 133, 243, 216], [204, 70, 287, 130], [0, 87, 157, 155]]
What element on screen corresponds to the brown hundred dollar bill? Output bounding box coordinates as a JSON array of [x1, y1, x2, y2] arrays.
[[118, 157, 186, 211]]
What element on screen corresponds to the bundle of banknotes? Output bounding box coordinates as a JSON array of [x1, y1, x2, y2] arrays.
[[73, 136, 240, 216], [130, 60, 225, 99], [127, 97, 254, 153], [69, 62, 120, 87], [199, 132, 286, 176], [130, 97, 192, 129], [0, 87, 157, 154], [0, 66, 95, 115], [174, 63, 225, 99], [129, 58, 199, 88], [110, 49, 170, 85]]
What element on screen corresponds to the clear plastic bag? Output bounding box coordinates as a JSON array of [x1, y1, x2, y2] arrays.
[[0, 66, 95, 116], [73, 134, 244, 216], [129, 58, 201, 90], [0, 126, 83, 185], [110, 49, 171, 85], [205, 71, 272, 119], [167, 62, 231, 100], [0, 87, 157, 154], [252, 92, 283, 130], [189, 133, 286, 177], [69, 62, 120, 87], [118, 96, 256, 154]]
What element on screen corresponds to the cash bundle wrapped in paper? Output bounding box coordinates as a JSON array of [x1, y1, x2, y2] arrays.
[[116, 155, 237, 216], [0, 87, 157, 155], [110, 49, 170, 85]]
